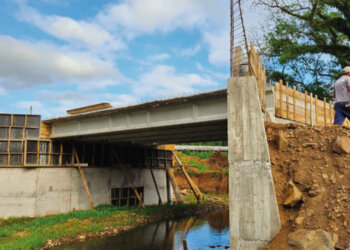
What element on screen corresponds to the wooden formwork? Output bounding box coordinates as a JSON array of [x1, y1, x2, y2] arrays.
[[274, 80, 350, 127]]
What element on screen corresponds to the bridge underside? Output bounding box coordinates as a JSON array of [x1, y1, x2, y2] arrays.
[[59, 120, 228, 145]]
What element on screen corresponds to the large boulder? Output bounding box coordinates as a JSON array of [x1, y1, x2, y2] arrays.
[[333, 136, 350, 154], [288, 229, 338, 250], [283, 180, 302, 207]]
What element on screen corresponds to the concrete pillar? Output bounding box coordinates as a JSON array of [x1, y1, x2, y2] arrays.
[[227, 77, 281, 249]]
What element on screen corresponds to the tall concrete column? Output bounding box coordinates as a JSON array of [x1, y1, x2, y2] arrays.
[[228, 77, 281, 249]]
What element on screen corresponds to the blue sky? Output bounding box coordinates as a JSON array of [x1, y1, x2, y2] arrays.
[[0, 0, 262, 118]]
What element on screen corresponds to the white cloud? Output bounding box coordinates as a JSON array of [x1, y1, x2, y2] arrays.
[[147, 53, 171, 61], [97, 0, 229, 65], [133, 64, 218, 97], [178, 44, 201, 57], [104, 93, 138, 106], [16, 3, 125, 51], [0, 35, 119, 89], [13, 101, 44, 115], [203, 30, 230, 66]]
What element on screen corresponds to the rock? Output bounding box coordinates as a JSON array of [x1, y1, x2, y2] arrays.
[[295, 216, 305, 225], [277, 132, 288, 151], [113, 228, 118, 234], [283, 180, 302, 207], [309, 184, 324, 197], [302, 142, 318, 148], [288, 229, 338, 250], [333, 136, 350, 154]]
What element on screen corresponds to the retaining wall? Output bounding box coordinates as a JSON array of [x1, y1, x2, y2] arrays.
[[0, 168, 169, 218]]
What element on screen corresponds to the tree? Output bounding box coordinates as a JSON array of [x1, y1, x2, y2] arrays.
[[256, 0, 350, 99]]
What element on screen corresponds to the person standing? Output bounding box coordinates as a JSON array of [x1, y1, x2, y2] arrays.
[[333, 66, 350, 125]]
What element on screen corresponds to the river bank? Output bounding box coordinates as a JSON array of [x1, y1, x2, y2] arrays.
[[0, 194, 227, 249]]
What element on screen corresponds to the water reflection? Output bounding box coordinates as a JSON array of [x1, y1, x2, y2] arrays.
[[58, 209, 230, 250]]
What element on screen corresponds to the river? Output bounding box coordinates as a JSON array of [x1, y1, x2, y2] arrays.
[[58, 209, 230, 250]]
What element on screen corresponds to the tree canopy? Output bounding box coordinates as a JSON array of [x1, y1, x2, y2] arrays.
[[257, 0, 350, 99]]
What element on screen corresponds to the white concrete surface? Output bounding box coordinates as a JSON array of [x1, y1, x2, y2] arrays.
[[227, 77, 281, 249], [0, 168, 170, 218]]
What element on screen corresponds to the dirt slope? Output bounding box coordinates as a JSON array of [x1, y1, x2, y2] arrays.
[[265, 122, 350, 249], [176, 122, 350, 248]]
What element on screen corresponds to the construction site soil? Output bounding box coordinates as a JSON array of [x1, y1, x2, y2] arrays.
[[176, 122, 350, 249]]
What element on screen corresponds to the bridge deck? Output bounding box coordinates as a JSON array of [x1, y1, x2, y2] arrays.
[[44, 89, 228, 144]]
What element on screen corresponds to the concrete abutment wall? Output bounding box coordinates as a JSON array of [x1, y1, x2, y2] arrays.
[[228, 77, 281, 249], [0, 168, 170, 218]]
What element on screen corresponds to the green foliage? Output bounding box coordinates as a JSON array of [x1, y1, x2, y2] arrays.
[[179, 141, 227, 146], [223, 168, 229, 174], [181, 150, 215, 160], [259, 0, 350, 99], [221, 152, 228, 157]]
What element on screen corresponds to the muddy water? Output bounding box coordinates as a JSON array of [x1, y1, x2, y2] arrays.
[[59, 209, 230, 250]]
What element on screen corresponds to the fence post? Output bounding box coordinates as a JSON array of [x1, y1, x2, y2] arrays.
[[310, 93, 313, 126], [286, 82, 289, 119], [279, 80, 283, 118], [329, 101, 333, 125], [304, 91, 308, 124], [315, 95, 318, 125], [323, 98, 327, 126], [293, 85, 296, 121]]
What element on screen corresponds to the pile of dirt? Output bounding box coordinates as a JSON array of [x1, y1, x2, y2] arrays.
[[264, 122, 350, 249], [176, 173, 228, 194], [207, 152, 229, 171]]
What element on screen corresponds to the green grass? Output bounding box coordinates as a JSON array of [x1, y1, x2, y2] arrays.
[[194, 164, 209, 171], [0, 203, 204, 250]]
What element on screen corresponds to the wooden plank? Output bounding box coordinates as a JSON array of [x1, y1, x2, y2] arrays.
[[286, 82, 289, 119], [310, 93, 313, 125], [315, 95, 318, 125], [149, 167, 162, 205], [67, 102, 112, 115], [111, 149, 145, 208], [293, 85, 296, 121], [166, 165, 183, 203], [329, 101, 332, 125], [304, 91, 308, 124], [173, 152, 203, 202], [279, 80, 283, 118], [73, 147, 94, 210]]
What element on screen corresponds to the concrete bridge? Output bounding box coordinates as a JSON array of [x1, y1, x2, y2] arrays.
[[45, 89, 228, 144], [45, 76, 281, 250]]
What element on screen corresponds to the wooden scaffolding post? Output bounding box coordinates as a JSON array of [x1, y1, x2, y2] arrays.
[[166, 165, 183, 203], [145, 149, 162, 205], [149, 167, 162, 205], [173, 151, 203, 202], [73, 147, 94, 210], [111, 149, 145, 208]]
